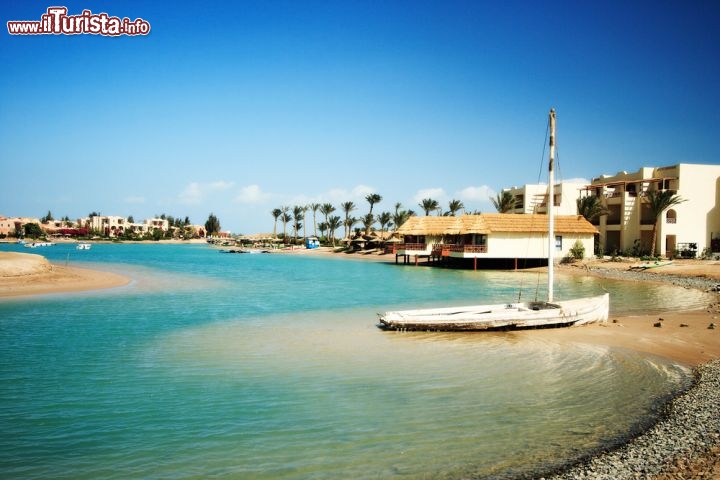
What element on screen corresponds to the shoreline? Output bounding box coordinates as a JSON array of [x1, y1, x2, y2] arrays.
[[546, 359, 720, 480], [2, 248, 719, 477], [0, 252, 131, 298]]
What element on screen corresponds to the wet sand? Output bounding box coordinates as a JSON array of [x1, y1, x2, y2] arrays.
[[286, 248, 720, 367]]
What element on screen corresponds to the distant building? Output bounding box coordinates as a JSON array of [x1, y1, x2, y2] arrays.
[[0, 216, 40, 237], [500, 182, 586, 215], [584, 163, 720, 257], [0, 216, 20, 237], [144, 218, 169, 232], [87, 215, 129, 237], [177, 224, 206, 238]]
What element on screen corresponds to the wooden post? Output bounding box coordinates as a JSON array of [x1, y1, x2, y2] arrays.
[[474, 257, 477, 270]]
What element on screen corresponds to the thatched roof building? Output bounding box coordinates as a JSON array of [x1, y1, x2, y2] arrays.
[[397, 214, 597, 236], [393, 214, 597, 264]]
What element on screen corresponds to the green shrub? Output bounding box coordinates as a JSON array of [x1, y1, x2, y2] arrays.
[[569, 240, 585, 260]]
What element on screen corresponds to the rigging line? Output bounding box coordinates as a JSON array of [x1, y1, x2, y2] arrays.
[[536, 118, 550, 184], [555, 139, 563, 183]]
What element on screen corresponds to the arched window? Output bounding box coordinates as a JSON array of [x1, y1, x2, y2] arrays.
[[666, 209, 677, 224]]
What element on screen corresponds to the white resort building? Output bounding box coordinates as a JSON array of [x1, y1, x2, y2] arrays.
[[394, 213, 597, 268], [583, 163, 720, 258], [503, 182, 586, 215]]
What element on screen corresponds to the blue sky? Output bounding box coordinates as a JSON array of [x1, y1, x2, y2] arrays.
[[2, 1, 719, 234]]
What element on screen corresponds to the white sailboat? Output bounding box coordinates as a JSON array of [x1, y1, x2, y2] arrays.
[[377, 109, 609, 331]]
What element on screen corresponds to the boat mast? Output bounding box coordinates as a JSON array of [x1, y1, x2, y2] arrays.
[[547, 108, 556, 303]]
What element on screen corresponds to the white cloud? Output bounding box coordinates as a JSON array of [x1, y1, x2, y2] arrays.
[[179, 183, 203, 204], [210, 180, 235, 190], [413, 188, 446, 204], [351, 184, 375, 197], [561, 177, 590, 184], [457, 185, 494, 201], [179, 181, 236, 205], [235, 184, 273, 204]]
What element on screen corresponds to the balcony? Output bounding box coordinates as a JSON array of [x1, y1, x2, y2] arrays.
[[431, 244, 488, 255], [451, 244, 488, 253], [398, 243, 427, 252]]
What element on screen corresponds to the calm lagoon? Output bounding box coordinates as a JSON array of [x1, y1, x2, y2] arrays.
[[0, 243, 713, 479]]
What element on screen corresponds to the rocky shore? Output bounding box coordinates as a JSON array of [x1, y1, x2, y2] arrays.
[[544, 359, 720, 480], [539, 259, 720, 480], [586, 264, 720, 293]]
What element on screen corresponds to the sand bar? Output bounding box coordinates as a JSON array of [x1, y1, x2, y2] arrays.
[[0, 252, 130, 298]]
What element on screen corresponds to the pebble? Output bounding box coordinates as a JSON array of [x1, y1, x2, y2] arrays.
[[546, 359, 720, 479], [588, 267, 720, 292]]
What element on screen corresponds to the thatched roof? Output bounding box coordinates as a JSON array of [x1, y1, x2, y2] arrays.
[[395, 216, 468, 235], [397, 214, 597, 236]]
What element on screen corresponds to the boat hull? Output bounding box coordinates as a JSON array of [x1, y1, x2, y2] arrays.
[[377, 293, 609, 331]]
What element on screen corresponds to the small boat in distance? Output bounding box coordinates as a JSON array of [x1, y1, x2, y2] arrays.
[[220, 248, 270, 254], [24, 241, 55, 248], [377, 109, 610, 331], [76, 243, 92, 250]]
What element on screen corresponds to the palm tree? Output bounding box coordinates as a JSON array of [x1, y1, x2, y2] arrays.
[[491, 191, 517, 213], [576, 195, 609, 223], [365, 193, 382, 215], [419, 198, 440, 216], [280, 208, 291, 242], [292, 205, 305, 244], [271, 208, 282, 238], [327, 215, 342, 246], [308, 203, 320, 237], [344, 216, 358, 239], [446, 199, 465, 216], [646, 189, 686, 256], [319, 203, 335, 241], [341, 201, 356, 239], [392, 203, 415, 231], [361, 213, 375, 236], [377, 211, 392, 239]]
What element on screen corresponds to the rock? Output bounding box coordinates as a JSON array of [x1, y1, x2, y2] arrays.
[[654, 322, 663, 328]]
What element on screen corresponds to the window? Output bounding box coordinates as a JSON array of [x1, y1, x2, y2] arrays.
[[666, 209, 677, 224], [555, 235, 562, 251]]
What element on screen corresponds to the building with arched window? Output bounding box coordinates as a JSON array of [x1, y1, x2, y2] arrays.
[[582, 163, 720, 258]]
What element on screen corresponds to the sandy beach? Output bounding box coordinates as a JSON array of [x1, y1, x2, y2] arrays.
[[0, 252, 130, 298]]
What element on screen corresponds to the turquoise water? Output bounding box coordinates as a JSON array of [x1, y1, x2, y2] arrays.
[[0, 244, 713, 479]]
